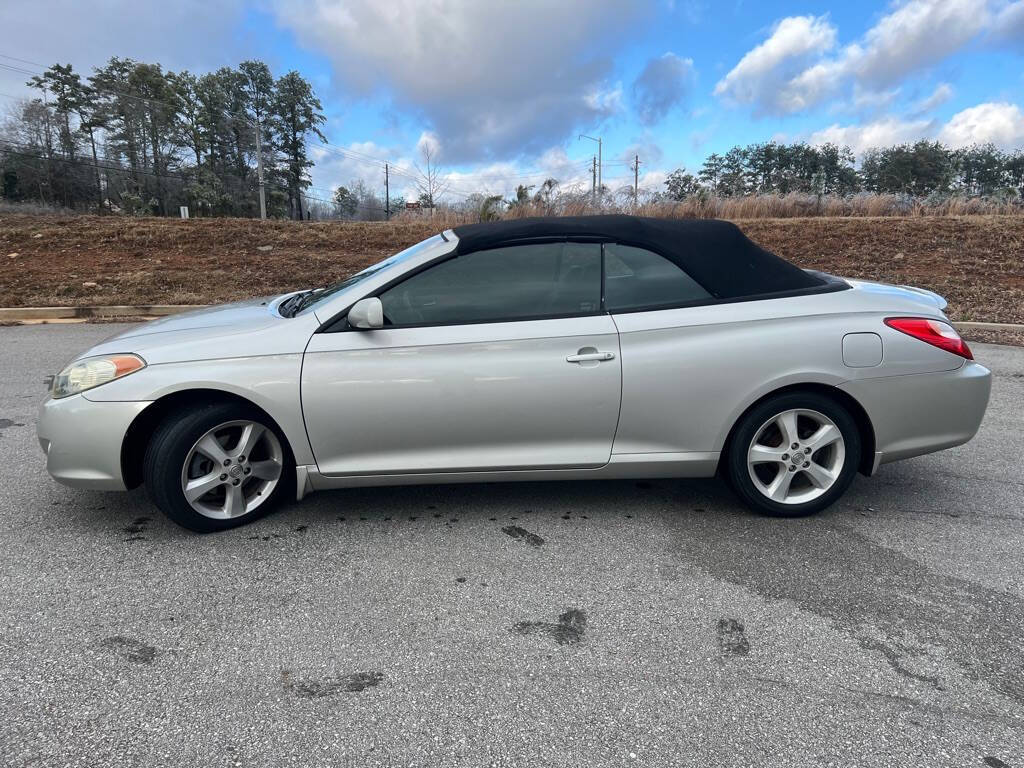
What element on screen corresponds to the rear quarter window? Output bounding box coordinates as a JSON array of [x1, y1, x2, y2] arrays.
[[604, 243, 712, 311]]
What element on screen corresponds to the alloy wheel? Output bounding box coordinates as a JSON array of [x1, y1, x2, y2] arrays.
[[746, 408, 846, 505], [180, 420, 283, 519]]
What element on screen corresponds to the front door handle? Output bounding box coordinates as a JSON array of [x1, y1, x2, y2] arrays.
[[566, 348, 616, 363]]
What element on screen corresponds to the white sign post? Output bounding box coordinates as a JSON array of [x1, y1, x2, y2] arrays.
[[179, 206, 189, 220]]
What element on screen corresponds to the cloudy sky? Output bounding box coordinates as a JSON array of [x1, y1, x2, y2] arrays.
[[1, 0, 1022, 201]]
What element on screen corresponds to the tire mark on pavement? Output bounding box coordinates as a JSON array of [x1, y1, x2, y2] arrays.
[[668, 514, 1024, 703], [984, 757, 1012, 767], [513, 608, 587, 645], [502, 525, 545, 547], [98, 636, 158, 664], [122, 515, 150, 542], [281, 669, 384, 697], [717, 618, 751, 656]]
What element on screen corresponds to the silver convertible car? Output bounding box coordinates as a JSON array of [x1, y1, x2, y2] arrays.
[[38, 216, 991, 532]]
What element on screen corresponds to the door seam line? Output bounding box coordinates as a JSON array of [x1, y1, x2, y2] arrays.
[[608, 312, 626, 459]]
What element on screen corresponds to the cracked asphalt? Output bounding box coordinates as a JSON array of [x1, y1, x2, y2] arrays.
[[1, 323, 1022, 768]]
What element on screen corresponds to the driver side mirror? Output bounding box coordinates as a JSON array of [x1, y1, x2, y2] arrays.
[[347, 297, 384, 329]]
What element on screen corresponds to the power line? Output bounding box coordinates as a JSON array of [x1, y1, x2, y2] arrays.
[[0, 52, 49, 68]]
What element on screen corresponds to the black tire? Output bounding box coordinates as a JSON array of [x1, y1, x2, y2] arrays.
[[143, 401, 296, 533], [725, 391, 861, 518]]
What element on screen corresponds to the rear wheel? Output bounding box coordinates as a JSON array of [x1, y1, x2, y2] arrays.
[[143, 402, 295, 532], [726, 392, 861, 517]]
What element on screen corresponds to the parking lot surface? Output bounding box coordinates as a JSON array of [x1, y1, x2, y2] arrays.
[[1, 323, 1022, 768]]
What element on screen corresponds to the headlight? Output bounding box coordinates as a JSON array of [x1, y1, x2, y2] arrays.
[[51, 354, 146, 399]]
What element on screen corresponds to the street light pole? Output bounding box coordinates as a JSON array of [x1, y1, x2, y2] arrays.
[[578, 134, 602, 203]]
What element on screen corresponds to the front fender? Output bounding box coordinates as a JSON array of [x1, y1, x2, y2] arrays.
[[83, 355, 314, 466]]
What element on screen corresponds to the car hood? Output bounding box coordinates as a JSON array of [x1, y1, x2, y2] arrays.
[[80, 294, 316, 364], [102, 296, 279, 342]]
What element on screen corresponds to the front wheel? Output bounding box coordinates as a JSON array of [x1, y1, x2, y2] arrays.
[[725, 392, 861, 518], [143, 402, 296, 532]]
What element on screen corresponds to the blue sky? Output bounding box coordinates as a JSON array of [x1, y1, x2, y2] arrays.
[[2, 0, 1022, 200]]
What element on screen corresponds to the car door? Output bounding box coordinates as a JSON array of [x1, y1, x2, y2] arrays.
[[602, 242, 720, 456], [302, 241, 622, 476]]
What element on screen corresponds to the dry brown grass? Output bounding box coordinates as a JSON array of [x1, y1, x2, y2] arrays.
[[414, 193, 1024, 228], [1, 213, 1022, 333]]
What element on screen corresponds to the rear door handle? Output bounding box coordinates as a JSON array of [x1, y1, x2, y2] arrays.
[[566, 349, 616, 363]]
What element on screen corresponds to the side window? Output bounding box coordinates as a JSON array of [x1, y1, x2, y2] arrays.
[[604, 243, 712, 311], [379, 242, 601, 326]]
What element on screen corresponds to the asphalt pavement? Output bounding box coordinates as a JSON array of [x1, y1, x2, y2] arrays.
[[1, 323, 1022, 768]]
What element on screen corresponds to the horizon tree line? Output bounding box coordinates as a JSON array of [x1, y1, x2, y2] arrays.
[[0, 57, 326, 218], [3, 58, 1024, 219], [664, 140, 1024, 201]]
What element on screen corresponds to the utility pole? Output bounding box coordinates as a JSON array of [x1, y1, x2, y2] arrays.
[[385, 163, 390, 220], [632, 153, 641, 207], [255, 116, 267, 220], [591, 156, 597, 204], [578, 134, 602, 203]]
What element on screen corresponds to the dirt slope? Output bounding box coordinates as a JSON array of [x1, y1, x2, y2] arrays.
[[1, 214, 1021, 328]]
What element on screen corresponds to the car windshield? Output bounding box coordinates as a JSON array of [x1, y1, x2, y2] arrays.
[[291, 234, 447, 315]]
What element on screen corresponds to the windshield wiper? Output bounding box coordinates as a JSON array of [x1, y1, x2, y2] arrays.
[[279, 288, 327, 317], [292, 288, 326, 314], [278, 290, 314, 317]]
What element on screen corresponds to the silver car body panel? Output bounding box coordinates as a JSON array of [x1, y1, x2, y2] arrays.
[[37, 229, 992, 495], [80, 354, 315, 467], [839, 360, 991, 464], [303, 315, 622, 475], [38, 396, 150, 489]]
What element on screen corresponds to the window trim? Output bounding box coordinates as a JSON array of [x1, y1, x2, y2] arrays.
[[320, 237, 606, 332], [602, 241, 715, 314], [316, 236, 851, 333]]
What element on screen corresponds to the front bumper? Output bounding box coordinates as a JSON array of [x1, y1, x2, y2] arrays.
[[37, 394, 151, 490], [839, 360, 992, 468]]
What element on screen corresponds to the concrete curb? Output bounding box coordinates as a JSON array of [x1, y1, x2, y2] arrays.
[[0, 305, 207, 321], [952, 321, 1024, 331], [1, 305, 1023, 332]]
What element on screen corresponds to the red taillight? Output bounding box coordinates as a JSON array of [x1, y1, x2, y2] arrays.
[[884, 317, 973, 360]]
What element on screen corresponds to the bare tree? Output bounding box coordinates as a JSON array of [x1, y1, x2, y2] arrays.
[[414, 145, 449, 212]]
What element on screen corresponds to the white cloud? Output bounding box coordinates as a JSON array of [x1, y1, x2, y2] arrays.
[[849, 85, 902, 112], [717, 0, 991, 116], [442, 145, 599, 199], [992, 0, 1024, 46], [808, 100, 1024, 154], [911, 82, 954, 115], [309, 140, 420, 201], [618, 138, 664, 166], [847, 0, 987, 87], [272, 0, 652, 162], [938, 102, 1024, 147], [585, 84, 624, 114], [638, 168, 669, 192], [714, 15, 838, 113], [809, 116, 936, 154], [778, 58, 847, 112], [415, 131, 442, 160]]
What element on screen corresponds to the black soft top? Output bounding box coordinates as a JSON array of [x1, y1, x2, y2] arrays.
[[451, 215, 823, 299]]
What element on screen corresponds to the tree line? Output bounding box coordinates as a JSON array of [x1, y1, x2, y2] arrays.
[[0, 58, 326, 218], [665, 140, 1024, 201], [4, 58, 1024, 221]]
